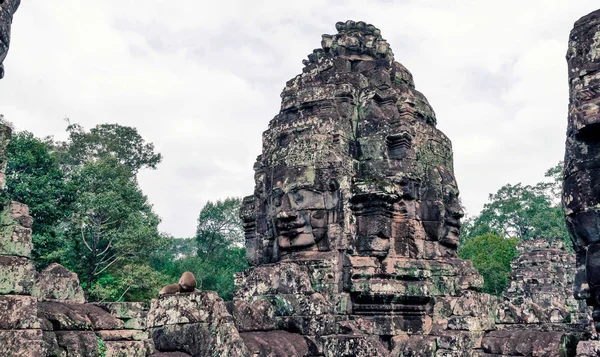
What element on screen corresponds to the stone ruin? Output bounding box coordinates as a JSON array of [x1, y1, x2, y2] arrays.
[[0, 124, 160, 356], [1, 9, 600, 357], [229, 20, 494, 357], [563, 6, 600, 329], [0, 0, 20, 79], [488, 239, 592, 356]]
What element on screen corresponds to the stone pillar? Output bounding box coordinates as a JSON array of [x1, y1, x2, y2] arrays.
[[563, 7, 600, 332], [0, 122, 46, 356], [0, 0, 21, 79]]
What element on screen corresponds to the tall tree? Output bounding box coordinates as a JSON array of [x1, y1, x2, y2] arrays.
[[461, 162, 569, 247], [66, 156, 166, 299]]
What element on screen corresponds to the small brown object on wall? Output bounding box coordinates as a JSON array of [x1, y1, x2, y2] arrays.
[[178, 271, 197, 292], [159, 283, 180, 296]]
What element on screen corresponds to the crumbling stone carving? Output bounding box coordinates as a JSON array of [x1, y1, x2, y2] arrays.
[[563, 8, 600, 331], [0, 0, 20, 79], [485, 239, 591, 356], [233, 20, 493, 356]]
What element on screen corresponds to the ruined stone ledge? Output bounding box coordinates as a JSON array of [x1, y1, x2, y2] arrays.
[[93, 301, 148, 319], [91, 300, 149, 329], [147, 291, 232, 327], [105, 340, 153, 357], [0, 254, 35, 294], [39, 300, 124, 331], [96, 329, 149, 341], [482, 330, 578, 356], [0, 295, 40, 329], [150, 322, 249, 357], [0, 329, 47, 357]]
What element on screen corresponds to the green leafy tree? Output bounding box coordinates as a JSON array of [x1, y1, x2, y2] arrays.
[[4, 131, 75, 267], [459, 233, 519, 295], [196, 197, 244, 255], [58, 122, 162, 174], [66, 157, 167, 300], [155, 198, 247, 300], [461, 162, 569, 247]]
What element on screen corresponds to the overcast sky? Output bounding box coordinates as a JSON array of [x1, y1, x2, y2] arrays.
[[1, 1, 598, 238]]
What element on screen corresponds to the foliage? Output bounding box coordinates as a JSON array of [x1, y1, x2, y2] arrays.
[[155, 198, 248, 301], [196, 197, 244, 255], [4, 123, 168, 301], [89, 264, 169, 302], [65, 156, 167, 299], [459, 233, 519, 295], [461, 162, 569, 248], [57, 122, 162, 174], [4, 131, 75, 267]]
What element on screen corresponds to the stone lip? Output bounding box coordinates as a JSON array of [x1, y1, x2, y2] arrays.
[[38, 300, 125, 331]]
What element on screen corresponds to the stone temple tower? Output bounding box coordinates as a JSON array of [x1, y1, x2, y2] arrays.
[[234, 20, 493, 356]]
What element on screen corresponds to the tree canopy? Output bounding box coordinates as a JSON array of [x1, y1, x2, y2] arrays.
[[459, 233, 518, 295], [461, 162, 569, 247], [4, 123, 169, 301]]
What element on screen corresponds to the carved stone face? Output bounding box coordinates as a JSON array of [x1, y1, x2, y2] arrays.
[[266, 179, 340, 253]]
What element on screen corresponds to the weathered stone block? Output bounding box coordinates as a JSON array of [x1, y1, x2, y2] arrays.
[[150, 322, 249, 357], [482, 330, 576, 356], [231, 298, 276, 332], [147, 291, 231, 327], [54, 330, 102, 357], [105, 340, 150, 357], [0, 295, 40, 329], [240, 330, 311, 357], [0, 254, 35, 294], [32, 263, 85, 303], [0, 329, 46, 357], [0, 202, 33, 257], [390, 335, 437, 357], [317, 334, 389, 357], [39, 301, 124, 331], [577, 340, 600, 356]]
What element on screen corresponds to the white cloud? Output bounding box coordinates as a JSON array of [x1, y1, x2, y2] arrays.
[[1, 0, 598, 236]]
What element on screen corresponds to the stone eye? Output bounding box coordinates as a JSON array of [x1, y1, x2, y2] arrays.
[[293, 192, 304, 203]]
